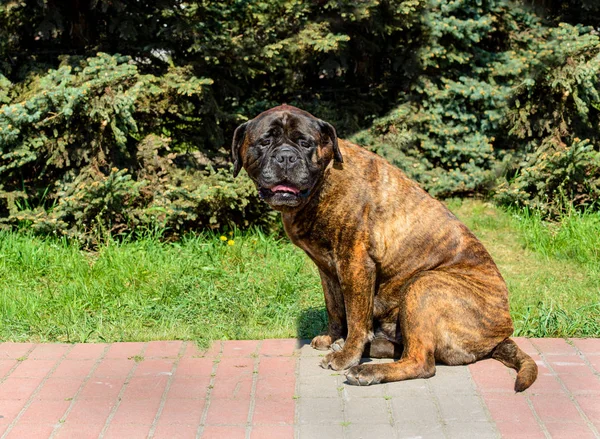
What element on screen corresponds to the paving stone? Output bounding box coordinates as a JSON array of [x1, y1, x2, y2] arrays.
[[469, 359, 516, 393], [104, 342, 145, 359], [202, 425, 245, 439], [298, 357, 328, 378], [299, 374, 341, 398], [153, 422, 197, 439], [4, 337, 600, 438], [544, 421, 598, 439], [259, 339, 299, 357], [384, 377, 429, 397], [205, 398, 250, 425], [28, 344, 70, 360], [36, 378, 82, 400], [65, 343, 106, 360], [298, 423, 345, 439], [428, 365, 478, 395], [493, 420, 546, 439], [343, 381, 384, 398], [250, 425, 294, 439], [51, 359, 96, 378], [576, 395, 600, 424], [436, 393, 490, 423], [11, 359, 56, 378], [531, 338, 576, 355], [158, 397, 204, 425], [394, 420, 446, 438], [530, 393, 587, 424], [391, 395, 441, 424], [221, 340, 259, 357], [145, 340, 183, 358], [344, 397, 390, 424], [257, 356, 296, 376], [559, 370, 600, 395], [56, 421, 106, 438], [103, 422, 152, 439], [572, 338, 600, 357], [18, 398, 70, 424], [5, 422, 55, 439], [346, 423, 396, 439], [444, 421, 500, 439], [297, 397, 344, 424], [0, 343, 35, 360], [253, 397, 295, 424], [297, 341, 324, 357]]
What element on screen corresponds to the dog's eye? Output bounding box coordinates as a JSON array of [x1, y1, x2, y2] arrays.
[[298, 139, 311, 148], [259, 138, 271, 147]]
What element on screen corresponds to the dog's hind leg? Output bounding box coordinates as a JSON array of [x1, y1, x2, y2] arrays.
[[346, 270, 513, 386], [363, 337, 403, 359], [346, 342, 435, 385]]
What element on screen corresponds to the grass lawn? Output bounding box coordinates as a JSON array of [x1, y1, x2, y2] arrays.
[[1, 200, 598, 344]]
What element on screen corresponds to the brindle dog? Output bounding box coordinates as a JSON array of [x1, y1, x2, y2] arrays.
[[232, 105, 538, 390]]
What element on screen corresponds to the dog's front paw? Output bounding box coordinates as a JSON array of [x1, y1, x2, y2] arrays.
[[320, 350, 360, 371], [310, 334, 335, 351], [346, 364, 383, 386]]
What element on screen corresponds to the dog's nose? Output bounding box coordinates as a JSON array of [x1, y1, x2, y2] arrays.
[[274, 147, 298, 166]]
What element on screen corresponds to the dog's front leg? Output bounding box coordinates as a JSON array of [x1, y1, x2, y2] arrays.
[[311, 269, 347, 350], [321, 251, 375, 370]]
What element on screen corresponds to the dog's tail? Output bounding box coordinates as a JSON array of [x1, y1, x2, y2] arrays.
[[491, 338, 538, 392]]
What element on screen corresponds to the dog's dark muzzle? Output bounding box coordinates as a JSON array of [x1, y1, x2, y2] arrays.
[[272, 146, 301, 171]]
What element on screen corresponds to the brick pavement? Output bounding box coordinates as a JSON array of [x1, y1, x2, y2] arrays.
[[0, 338, 599, 438]]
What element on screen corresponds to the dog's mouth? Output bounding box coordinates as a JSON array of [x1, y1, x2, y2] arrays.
[[259, 184, 311, 203]]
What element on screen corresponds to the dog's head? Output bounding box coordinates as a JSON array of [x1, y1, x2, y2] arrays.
[[231, 105, 343, 211]]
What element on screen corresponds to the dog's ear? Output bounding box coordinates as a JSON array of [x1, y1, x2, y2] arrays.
[[231, 121, 250, 177], [318, 120, 343, 163]]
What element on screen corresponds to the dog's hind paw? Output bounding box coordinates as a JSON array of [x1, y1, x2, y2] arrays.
[[310, 334, 334, 350]]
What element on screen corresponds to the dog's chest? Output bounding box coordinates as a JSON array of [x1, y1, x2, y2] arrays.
[[283, 213, 338, 275], [293, 235, 337, 275]]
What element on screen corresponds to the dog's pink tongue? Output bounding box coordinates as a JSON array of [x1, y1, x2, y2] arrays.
[[271, 185, 300, 194]]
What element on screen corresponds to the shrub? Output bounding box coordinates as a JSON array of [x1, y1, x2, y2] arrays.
[[0, 53, 275, 244], [495, 23, 600, 216]]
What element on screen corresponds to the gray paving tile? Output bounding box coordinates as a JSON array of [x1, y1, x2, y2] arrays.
[[391, 396, 441, 424], [342, 381, 385, 398], [298, 397, 344, 424], [299, 373, 342, 398], [436, 393, 490, 423], [347, 423, 397, 439], [385, 378, 429, 397], [298, 357, 327, 377], [445, 421, 500, 439], [395, 421, 446, 439], [299, 423, 345, 439], [428, 365, 478, 395], [297, 341, 324, 358], [344, 397, 391, 424]]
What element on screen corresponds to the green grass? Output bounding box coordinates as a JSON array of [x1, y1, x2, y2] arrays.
[[0, 230, 325, 346], [0, 200, 598, 343]]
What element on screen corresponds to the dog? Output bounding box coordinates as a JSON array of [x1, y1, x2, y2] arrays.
[[231, 104, 537, 390]]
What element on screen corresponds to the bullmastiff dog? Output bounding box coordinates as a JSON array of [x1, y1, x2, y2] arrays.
[[231, 104, 538, 391]]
